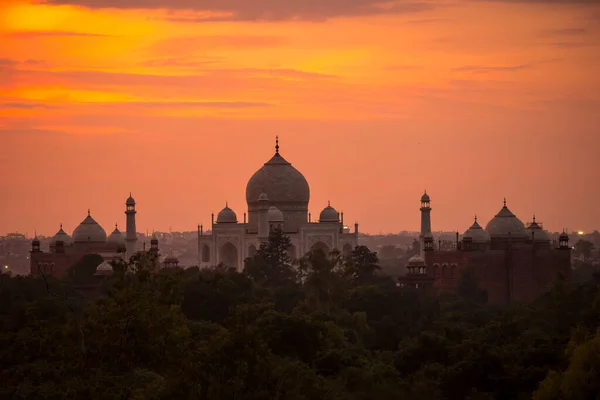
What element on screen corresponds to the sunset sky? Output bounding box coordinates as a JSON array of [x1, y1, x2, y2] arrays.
[[1, 0, 599, 237]]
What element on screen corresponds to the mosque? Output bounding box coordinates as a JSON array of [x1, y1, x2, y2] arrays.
[[398, 192, 572, 304], [29, 194, 150, 277], [197, 137, 359, 270]]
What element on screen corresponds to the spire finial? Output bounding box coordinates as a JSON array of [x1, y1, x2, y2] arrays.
[[87, 209, 91, 216], [115, 222, 118, 229], [328, 200, 330, 207], [226, 201, 228, 208], [503, 197, 507, 207], [474, 214, 477, 223], [275, 135, 279, 154], [533, 214, 536, 223], [60, 222, 62, 229], [129, 192, 131, 197]]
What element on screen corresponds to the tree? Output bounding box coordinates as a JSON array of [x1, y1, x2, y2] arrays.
[[243, 229, 296, 286], [344, 245, 381, 285]]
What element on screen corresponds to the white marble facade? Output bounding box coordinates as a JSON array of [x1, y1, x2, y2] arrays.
[[197, 138, 359, 271]]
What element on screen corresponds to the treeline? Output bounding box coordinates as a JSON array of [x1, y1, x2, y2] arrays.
[[0, 230, 599, 399]]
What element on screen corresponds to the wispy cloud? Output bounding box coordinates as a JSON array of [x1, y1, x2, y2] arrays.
[[3, 31, 112, 39], [0, 102, 58, 110], [452, 64, 531, 73], [42, 0, 434, 21], [541, 28, 588, 36], [93, 101, 274, 108]]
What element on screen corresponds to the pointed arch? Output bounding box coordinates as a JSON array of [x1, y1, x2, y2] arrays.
[[310, 241, 330, 255], [342, 243, 353, 258], [201, 244, 210, 263], [248, 244, 257, 257], [219, 242, 239, 270]]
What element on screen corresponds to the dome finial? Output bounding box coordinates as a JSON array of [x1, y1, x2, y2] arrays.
[[115, 222, 118, 229], [532, 214, 536, 223], [226, 201, 228, 208], [60, 222, 62, 229], [503, 197, 507, 207], [275, 135, 279, 154], [474, 214, 477, 223], [88, 209, 91, 216], [328, 200, 330, 207]]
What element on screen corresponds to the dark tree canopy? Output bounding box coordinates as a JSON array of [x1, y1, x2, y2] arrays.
[[1, 240, 598, 400]]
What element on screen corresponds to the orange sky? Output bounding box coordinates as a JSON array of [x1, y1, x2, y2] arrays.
[[1, 0, 599, 237]]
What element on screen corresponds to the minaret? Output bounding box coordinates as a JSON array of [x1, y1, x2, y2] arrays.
[[125, 193, 137, 259], [419, 190, 432, 257]]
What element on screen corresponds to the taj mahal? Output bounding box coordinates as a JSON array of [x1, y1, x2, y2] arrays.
[[197, 137, 359, 270]]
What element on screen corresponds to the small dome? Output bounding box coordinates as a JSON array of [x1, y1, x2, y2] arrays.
[[463, 217, 490, 243], [51, 224, 72, 246], [527, 216, 550, 242], [126, 193, 135, 206], [72, 211, 107, 243], [32, 235, 40, 245], [258, 192, 269, 202], [95, 261, 113, 276], [319, 202, 339, 223], [485, 199, 528, 239], [107, 224, 126, 248], [217, 204, 238, 224], [421, 191, 430, 202], [268, 206, 284, 222], [408, 255, 426, 266]]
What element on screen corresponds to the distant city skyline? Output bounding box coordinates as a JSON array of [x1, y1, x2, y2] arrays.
[[1, 1, 599, 235]]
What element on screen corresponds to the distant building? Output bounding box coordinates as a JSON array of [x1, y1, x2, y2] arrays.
[[398, 193, 571, 304], [29, 195, 141, 278], [197, 137, 359, 270]]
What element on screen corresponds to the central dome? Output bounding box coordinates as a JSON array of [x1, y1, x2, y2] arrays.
[[246, 138, 310, 231], [73, 210, 107, 243], [485, 199, 527, 239]]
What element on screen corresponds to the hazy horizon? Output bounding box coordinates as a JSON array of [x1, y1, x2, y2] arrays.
[[1, 0, 599, 236]]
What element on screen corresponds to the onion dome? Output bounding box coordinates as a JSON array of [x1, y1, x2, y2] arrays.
[[319, 201, 339, 223], [408, 254, 426, 266], [527, 215, 550, 242], [246, 137, 310, 210], [94, 261, 114, 276], [216, 203, 238, 224], [421, 191, 430, 203], [73, 210, 107, 243], [51, 224, 72, 246], [463, 216, 490, 243], [107, 224, 126, 248], [485, 198, 528, 239], [126, 193, 135, 206], [268, 206, 284, 222]]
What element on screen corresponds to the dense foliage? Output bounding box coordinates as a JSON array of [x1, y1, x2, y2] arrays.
[[1, 230, 599, 399]]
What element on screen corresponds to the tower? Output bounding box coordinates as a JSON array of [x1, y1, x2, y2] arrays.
[[419, 191, 432, 257], [125, 193, 137, 259]]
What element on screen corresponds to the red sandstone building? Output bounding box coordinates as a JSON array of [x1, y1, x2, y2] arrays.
[[398, 193, 571, 304], [29, 194, 140, 278]]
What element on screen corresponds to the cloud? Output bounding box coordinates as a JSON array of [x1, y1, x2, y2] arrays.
[[0, 102, 58, 109], [41, 0, 434, 21], [383, 65, 424, 71], [93, 101, 274, 108], [141, 57, 224, 68], [149, 35, 288, 55], [541, 28, 588, 36], [482, 0, 600, 3], [452, 64, 531, 73], [3, 31, 111, 38]]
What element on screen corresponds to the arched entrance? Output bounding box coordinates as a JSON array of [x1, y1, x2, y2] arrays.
[[310, 241, 330, 255], [219, 242, 239, 270], [248, 244, 257, 257], [201, 244, 210, 263], [342, 243, 353, 258]]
